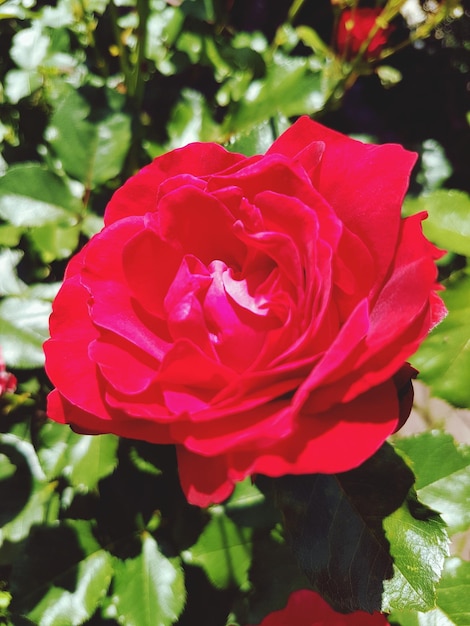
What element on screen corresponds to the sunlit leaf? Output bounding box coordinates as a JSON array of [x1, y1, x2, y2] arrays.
[[112, 534, 185, 626], [394, 432, 470, 534], [0, 433, 52, 548], [183, 507, 253, 589], [9, 520, 113, 625], [64, 434, 119, 492], [27, 551, 113, 626], [47, 87, 132, 186], [412, 270, 470, 408], [0, 163, 81, 226], [389, 557, 470, 626], [382, 490, 449, 611], [224, 52, 325, 136], [0, 293, 53, 368], [404, 189, 470, 257]]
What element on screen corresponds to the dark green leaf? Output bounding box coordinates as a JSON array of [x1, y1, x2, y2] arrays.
[[183, 508, 253, 589], [412, 270, 470, 408], [265, 443, 416, 613], [112, 534, 185, 626]]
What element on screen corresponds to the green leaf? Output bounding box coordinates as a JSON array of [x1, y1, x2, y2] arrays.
[[112, 534, 185, 626], [224, 52, 325, 136], [4, 69, 43, 103], [47, 87, 132, 186], [183, 507, 253, 589], [393, 432, 470, 535], [29, 222, 81, 262], [28, 551, 113, 626], [225, 116, 290, 157], [265, 443, 415, 613], [165, 89, 221, 149], [390, 557, 470, 625], [9, 520, 113, 625], [36, 421, 119, 491], [382, 490, 449, 611], [0, 163, 81, 226], [10, 25, 50, 70], [0, 248, 26, 296], [64, 433, 119, 492], [412, 270, 470, 408], [0, 292, 54, 368], [0, 433, 53, 549], [404, 189, 470, 257]]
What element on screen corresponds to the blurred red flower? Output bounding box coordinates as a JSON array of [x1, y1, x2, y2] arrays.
[[336, 8, 394, 59], [249, 589, 390, 625]]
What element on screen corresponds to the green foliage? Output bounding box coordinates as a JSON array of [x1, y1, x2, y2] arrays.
[[183, 507, 252, 590], [0, 0, 469, 623], [404, 189, 470, 257], [394, 432, 470, 535], [390, 558, 470, 626], [411, 270, 470, 408], [110, 534, 186, 626]]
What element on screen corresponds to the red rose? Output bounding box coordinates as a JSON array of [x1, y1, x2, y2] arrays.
[[0, 349, 16, 396], [44, 117, 445, 506], [336, 8, 393, 60], [248, 589, 390, 625]]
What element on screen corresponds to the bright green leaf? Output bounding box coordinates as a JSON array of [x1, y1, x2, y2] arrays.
[[224, 52, 325, 137], [0, 224, 22, 247], [0, 293, 53, 368], [394, 432, 470, 534], [28, 550, 113, 626], [0, 433, 52, 549], [0, 163, 81, 225], [404, 189, 470, 257], [382, 490, 449, 612], [0, 249, 26, 296], [29, 222, 81, 262], [390, 557, 470, 626], [183, 508, 252, 590], [112, 534, 185, 626], [225, 116, 290, 156], [412, 270, 470, 408], [64, 434, 119, 492]]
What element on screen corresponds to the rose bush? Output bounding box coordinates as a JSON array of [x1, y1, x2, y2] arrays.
[[336, 8, 394, 60], [248, 590, 390, 625], [44, 117, 445, 506]]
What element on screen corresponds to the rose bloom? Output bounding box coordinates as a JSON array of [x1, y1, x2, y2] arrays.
[[247, 590, 390, 626], [0, 349, 16, 396], [44, 117, 445, 506], [336, 8, 394, 59]]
